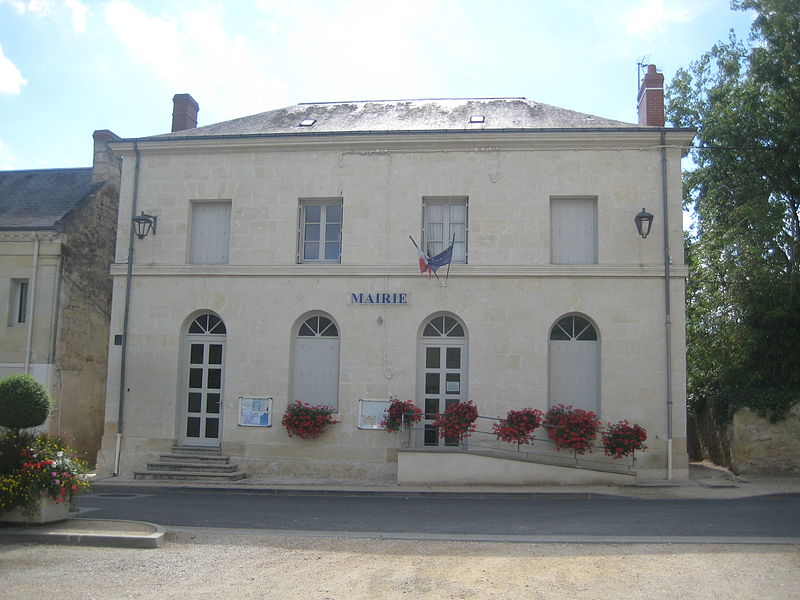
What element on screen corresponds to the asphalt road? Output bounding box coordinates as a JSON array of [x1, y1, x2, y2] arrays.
[[76, 485, 800, 539]]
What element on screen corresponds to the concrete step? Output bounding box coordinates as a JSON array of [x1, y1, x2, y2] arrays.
[[145, 461, 239, 473], [159, 453, 231, 465], [133, 470, 247, 482], [170, 445, 223, 456]]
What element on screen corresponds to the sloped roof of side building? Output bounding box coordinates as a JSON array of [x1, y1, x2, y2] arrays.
[[152, 97, 641, 139], [0, 168, 98, 229]]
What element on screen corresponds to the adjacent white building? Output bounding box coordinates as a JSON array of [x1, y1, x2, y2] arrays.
[[98, 69, 695, 484]]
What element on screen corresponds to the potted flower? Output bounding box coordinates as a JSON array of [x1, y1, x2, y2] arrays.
[[281, 400, 338, 439], [493, 408, 543, 447], [381, 398, 423, 433], [543, 404, 600, 455], [0, 374, 91, 523], [432, 400, 479, 442], [602, 420, 647, 458]]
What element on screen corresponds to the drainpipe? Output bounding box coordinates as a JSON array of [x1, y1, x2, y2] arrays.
[[24, 234, 41, 375], [49, 249, 64, 433], [113, 142, 141, 476], [660, 129, 674, 480]]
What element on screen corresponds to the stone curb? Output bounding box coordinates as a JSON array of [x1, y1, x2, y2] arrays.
[[0, 518, 165, 549]]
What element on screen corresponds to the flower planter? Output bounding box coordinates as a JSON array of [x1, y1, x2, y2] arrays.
[[1, 495, 70, 524]]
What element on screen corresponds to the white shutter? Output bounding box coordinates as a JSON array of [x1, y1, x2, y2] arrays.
[[191, 203, 231, 264], [551, 198, 597, 264], [293, 338, 340, 410], [549, 340, 599, 413]]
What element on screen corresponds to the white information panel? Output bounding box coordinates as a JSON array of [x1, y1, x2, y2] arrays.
[[358, 399, 390, 430], [238, 397, 272, 427]]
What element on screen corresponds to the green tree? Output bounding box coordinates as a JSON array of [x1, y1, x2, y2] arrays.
[[666, 0, 800, 424]]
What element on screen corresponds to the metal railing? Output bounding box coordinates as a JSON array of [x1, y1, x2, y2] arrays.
[[398, 414, 638, 474]]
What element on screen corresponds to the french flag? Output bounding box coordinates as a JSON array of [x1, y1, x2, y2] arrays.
[[410, 236, 454, 279]]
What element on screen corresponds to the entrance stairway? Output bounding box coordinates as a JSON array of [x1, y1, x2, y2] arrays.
[[133, 446, 246, 482]]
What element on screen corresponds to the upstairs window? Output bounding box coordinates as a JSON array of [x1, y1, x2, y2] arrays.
[[299, 199, 342, 263], [190, 202, 231, 265], [423, 197, 467, 263], [550, 197, 597, 265]]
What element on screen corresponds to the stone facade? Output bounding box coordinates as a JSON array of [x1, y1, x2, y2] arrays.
[[0, 131, 119, 461], [96, 96, 694, 483]]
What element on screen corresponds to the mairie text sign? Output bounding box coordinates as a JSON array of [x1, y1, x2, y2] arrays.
[[349, 292, 408, 305]]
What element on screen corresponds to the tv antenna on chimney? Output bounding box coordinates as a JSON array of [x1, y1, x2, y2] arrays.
[[637, 56, 652, 90]]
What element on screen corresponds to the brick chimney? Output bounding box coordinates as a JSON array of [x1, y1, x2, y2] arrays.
[[637, 64, 665, 127], [92, 129, 121, 185], [171, 93, 199, 132]]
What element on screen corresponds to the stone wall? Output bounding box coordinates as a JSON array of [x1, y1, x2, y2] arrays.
[[732, 404, 800, 475], [51, 178, 118, 463]]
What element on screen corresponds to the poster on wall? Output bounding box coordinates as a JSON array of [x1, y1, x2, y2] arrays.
[[358, 399, 390, 430], [238, 397, 272, 427]]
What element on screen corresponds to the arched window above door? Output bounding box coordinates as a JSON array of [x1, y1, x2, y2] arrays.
[[423, 315, 464, 338], [188, 313, 227, 335], [298, 315, 338, 337], [550, 315, 597, 341]]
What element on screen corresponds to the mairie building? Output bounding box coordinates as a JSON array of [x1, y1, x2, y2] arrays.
[[97, 66, 695, 484]]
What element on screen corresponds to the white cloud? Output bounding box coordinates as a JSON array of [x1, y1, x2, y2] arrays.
[[269, 0, 478, 100], [2, 0, 52, 17], [65, 0, 89, 33], [0, 42, 27, 93], [103, 0, 289, 122], [622, 0, 691, 37]]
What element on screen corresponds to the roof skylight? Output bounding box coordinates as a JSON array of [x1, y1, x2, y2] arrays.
[[299, 119, 316, 127], [470, 115, 485, 124]]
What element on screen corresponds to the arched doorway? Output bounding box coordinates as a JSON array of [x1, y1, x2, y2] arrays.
[[180, 312, 226, 446], [418, 313, 468, 446], [548, 314, 600, 414], [292, 313, 340, 411]]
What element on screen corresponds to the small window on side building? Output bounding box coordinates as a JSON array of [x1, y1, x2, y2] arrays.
[[9, 279, 29, 326]]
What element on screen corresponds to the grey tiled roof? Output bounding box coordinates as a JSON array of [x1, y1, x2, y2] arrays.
[[0, 168, 96, 229], [153, 97, 638, 139]]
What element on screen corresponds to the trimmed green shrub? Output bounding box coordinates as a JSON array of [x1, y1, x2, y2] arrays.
[[0, 374, 51, 430]]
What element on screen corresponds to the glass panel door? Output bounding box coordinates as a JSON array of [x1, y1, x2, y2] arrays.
[[182, 339, 225, 446], [422, 343, 465, 447]]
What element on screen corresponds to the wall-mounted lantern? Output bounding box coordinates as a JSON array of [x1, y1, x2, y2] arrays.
[[132, 212, 157, 240], [634, 208, 654, 239]]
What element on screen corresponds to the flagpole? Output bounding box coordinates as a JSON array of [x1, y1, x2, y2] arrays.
[[443, 233, 455, 287]]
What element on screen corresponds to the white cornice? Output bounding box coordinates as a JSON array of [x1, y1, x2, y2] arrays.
[[110, 263, 689, 279], [110, 129, 696, 156]]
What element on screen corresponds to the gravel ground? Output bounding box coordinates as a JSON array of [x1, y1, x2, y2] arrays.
[[2, 532, 798, 599]]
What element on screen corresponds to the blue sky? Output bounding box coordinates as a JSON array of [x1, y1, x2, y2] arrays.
[[1, 0, 754, 171]]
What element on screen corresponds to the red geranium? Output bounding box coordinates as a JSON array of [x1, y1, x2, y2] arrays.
[[282, 401, 338, 440], [381, 398, 423, 433], [544, 404, 600, 454], [432, 401, 479, 441], [493, 408, 543, 446], [601, 420, 647, 458]]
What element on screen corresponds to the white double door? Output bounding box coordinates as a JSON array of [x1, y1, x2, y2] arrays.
[[180, 337, 225, 446], [421, 340, 467, 447]]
